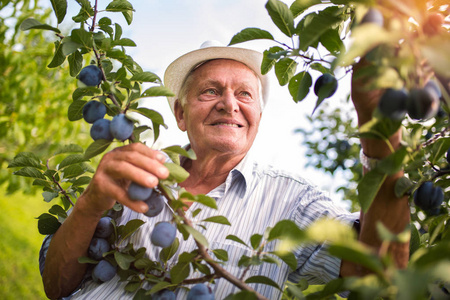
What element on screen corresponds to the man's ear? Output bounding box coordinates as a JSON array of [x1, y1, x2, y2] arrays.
[[174, 100, 186, 131]]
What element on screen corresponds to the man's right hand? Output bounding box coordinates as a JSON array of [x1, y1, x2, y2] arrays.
[[81, 142, 170, 214]]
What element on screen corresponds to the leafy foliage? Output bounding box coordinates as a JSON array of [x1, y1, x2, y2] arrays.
[[5, 0, 450, 299]]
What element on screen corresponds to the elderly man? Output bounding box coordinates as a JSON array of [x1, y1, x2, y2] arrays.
[[40, 42, 410, 299]]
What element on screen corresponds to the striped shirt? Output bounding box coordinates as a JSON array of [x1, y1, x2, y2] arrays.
[[40, 149, 358, 299]]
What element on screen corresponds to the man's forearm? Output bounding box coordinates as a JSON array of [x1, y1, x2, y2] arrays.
[[42, 194, 104, 299]]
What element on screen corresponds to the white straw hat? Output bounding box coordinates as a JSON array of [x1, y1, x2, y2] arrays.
[[164, 40, 270, 113]]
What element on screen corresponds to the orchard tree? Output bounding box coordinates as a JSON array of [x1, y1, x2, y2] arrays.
[[7, 0, 450, 299]]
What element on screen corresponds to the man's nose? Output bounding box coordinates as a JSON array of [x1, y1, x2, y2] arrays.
[[216, 90, 239, 113]]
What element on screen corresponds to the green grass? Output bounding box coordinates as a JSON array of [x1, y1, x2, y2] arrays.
[[0, 188, 52, 299]]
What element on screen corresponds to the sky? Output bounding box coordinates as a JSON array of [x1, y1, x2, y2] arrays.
[[63, 0, 354, 207]]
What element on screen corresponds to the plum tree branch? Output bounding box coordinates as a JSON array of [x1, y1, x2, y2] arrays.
[[156, 184, 268, 300]]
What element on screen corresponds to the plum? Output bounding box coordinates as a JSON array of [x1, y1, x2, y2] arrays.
[[83, 101, 106, 124], [94, 216, 114, 238], [144, 192, 165, 218], [151, 222, 176, 248], [413, 181, 444, 211], [187, 283, 214, 300], [128, 182, 153, 201], [110, 113, 134, 141], [314, 74, 338, 99], [88, 238, 110, 260], [378, 88, 408, 120], [90, 119, 113, 141], [406, 88, 439, 120], [79, 65, 103, 86], [92, 260, 117, 283]]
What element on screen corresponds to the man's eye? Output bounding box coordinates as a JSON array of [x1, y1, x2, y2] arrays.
[[204, 89, 216, 95]]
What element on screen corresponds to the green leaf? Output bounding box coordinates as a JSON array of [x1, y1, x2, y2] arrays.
[[84, 140, 112, 160], [33, 179, 53, 189], [376, 222, 410, 243], [114, 251, 135, 270], [118, 219, 145, 241], [170, 261, 190, 284], [68, 51, 83, 77], [265, 0, 295, 37], [413, 241, 450, 268], [164, 162, 190, 183], [19, 18, 61, 33], [72, 0, 93, 22], [160, 237, 179, 263], [37, 213, 61, 235], [8, 156, 41, 169], [148, 282, 174, 295], [54, 144, 84, 155], [59, 154, 88, 169], [61, 164, 86, 178], [328, 242, 384, 275], [201, 215, 231, 226], [13, 167, 46, 180], [181, 224, 209, 247], [62, 37, 82, 56], [337, 24, 399, 66], [409, 223, 421, 256], [78, 256, 99, 264], [48, 205, 68, 219], [275, 58, 297, 86], [320, 28, 344, 55], [394, 176, 414, 198], [298, 7, 345, 52], [68, 100, 86, 121], [357, 169, 387, 213], [229, 27, 274, 45], [51, 0, 67, 24], [358, 112, 402, 141], [42, 191, 59, 203], [71, 28, 93, 50], [71, 176, 91, 186], [114, 23, 123, 41], [226, 234, 248, 247], [134, 107, 167, 130], [245, 275, 281, 290], [250, 234, 263, 250], [47, 41, 66, 68], [193, 194, 217, 209], [376, 147, 409, 175], [72, 87, 101, 101], [163, 145, 197, 161], [223, 290, 259, 300], [288, 71, 312, 102], [141, 86, 174, 97], [212, 249, 229, 261], [106, 0, 134, 12], [430, 137, 450, 165], [271, 251, 297, 271], [124, 281, 141, 293], [262, 46, 283, 75], [112, 38, 136, 47], [129, 72, 161, 83], [268, 219, 305, 242], [290, 0, 321, 18], [122, 10, 133, 25]]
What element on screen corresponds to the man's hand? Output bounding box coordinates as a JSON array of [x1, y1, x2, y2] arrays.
[[81, 143, 170, 214]]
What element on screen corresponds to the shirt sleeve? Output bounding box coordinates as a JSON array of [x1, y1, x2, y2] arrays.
[[288, 186, 359, 285], [39, 234, 53, 275]]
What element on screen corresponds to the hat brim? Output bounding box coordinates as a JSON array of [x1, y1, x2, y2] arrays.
[[164, 46, 270, 113]]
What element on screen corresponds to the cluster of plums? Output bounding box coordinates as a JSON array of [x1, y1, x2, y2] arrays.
[[151, 283, 214, 300], [87, 216, 117, 283], [378, 80, 442, 121], [127, 182, 177, 248], [78, 65, 134, 142]]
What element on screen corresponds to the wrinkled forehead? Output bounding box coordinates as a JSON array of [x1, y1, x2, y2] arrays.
[[183, 59, 262, 93]]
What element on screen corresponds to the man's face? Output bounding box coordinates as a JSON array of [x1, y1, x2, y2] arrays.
[[175, 59, 262, 158]]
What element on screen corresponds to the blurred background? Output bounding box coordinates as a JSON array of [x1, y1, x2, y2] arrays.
[[0, 0, 357, 298]]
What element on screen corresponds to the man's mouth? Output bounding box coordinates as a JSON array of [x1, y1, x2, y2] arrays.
[[214, 122, 242, 128]]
